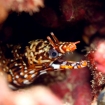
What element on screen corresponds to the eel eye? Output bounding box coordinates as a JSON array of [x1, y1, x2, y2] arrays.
[[49, 49, 59, 58]]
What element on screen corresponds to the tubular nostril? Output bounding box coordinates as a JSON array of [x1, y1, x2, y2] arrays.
[[74, 41, 80, 44]]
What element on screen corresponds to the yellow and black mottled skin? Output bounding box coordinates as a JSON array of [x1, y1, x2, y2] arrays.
[[0, 32, 87, 88]]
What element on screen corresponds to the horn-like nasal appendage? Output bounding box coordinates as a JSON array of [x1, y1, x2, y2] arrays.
[[74, 41, 80, 45]]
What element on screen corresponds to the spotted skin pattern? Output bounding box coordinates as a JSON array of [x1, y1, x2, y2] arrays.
[[0, 32, 87, 88]]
